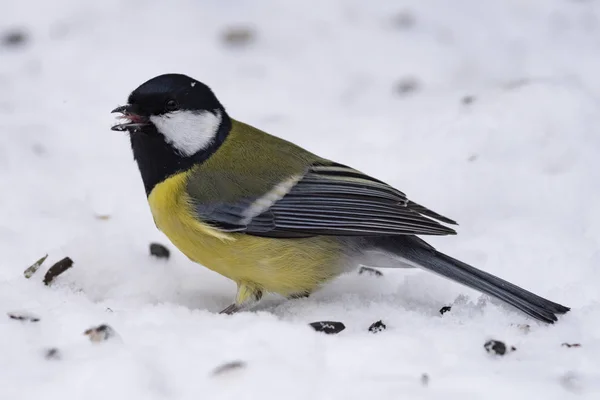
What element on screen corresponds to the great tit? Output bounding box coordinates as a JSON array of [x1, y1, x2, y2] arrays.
[[111, 73, 570, 323]]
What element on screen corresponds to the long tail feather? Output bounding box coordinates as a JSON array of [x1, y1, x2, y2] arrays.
[[371, 236, 570, 323]]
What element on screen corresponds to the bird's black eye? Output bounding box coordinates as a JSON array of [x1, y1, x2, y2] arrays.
[[165, 99, 179, 112]]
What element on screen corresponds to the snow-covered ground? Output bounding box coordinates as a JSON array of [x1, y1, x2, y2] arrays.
[[1, 0, 600, 398]]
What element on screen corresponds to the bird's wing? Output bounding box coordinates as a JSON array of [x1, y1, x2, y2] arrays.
[[191, 161, 457, 238]]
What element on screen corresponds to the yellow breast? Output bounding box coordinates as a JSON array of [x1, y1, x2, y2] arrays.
[[147, 170, 347, 296]]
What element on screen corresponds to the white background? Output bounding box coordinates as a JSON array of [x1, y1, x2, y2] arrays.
[[1, 0, 599, 399]]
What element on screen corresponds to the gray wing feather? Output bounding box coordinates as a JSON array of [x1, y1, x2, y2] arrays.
[[193, 162, 457, 238]]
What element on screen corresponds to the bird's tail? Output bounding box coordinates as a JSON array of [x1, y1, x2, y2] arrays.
[[369, 236, 570, 324]]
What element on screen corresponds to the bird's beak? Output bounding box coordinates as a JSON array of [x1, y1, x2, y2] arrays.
[[110, 104, 150, 132], [111, 105, 131, 114]]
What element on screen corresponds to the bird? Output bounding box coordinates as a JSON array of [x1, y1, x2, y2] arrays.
[[111, 73, 570, 323]]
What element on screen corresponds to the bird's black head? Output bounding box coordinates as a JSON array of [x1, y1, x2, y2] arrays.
[[112, 73, 231, 195], [112, 73, 229, 156]]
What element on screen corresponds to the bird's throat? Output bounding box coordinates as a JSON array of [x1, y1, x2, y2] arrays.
[[130, 113, 231, 196]]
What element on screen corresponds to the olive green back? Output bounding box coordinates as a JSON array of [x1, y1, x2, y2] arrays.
[[186, 119, 322, 203]]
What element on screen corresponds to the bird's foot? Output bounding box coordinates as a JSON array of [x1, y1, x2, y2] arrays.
[[219, 283, 263, 315], [288, 291, 311, 300], [219, 304, 241, 314]]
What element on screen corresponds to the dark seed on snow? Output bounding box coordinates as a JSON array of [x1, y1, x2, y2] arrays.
[[309, 321, 345, 334], [43, 257, 74, 285], [212, 361, 246, 376], [84, 324, 117, 343], [2, 29, 28, 47], [394, 77, 420, 95], [24, 254, 48, 279], [149, 243, 170, 259], [392, 11, 416, 30], [221, 26, 255, 47], [461, 95, 475, 105], [7, 312, 40, 322], [420, 373, 430, 386], [484, 339, 515, 356], [44, 348, 60, 360], [358, 266, 383, 277], [439, 306, 452, 315], [368, 320, 386, 333], [562, 343, 582, 348]]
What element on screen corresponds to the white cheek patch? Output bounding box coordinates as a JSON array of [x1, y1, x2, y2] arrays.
[[150, 110, 222, 156]]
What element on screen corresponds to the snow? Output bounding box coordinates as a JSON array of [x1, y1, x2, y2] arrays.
[[1, 0, 600, 398]]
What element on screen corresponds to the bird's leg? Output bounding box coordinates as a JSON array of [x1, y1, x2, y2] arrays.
[[288, 291, 311, 300], [219, 283, 263, 314]]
